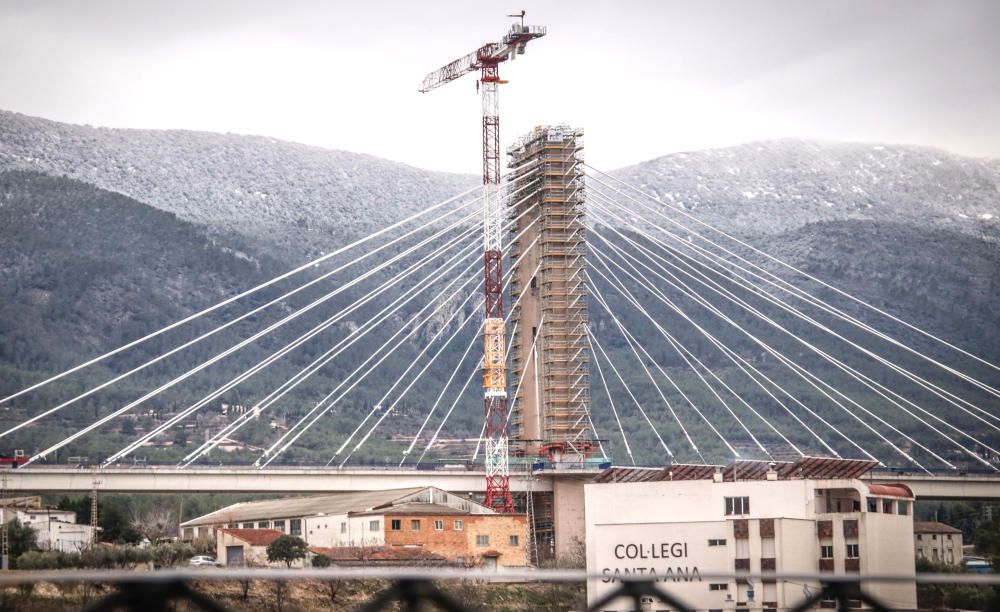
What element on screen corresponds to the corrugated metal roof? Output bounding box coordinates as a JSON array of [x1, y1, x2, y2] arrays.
[[594, 456, 880, 484], [182, 488, 427, 527], [181, 487, 494, 527], [355, 502, 479, 517]]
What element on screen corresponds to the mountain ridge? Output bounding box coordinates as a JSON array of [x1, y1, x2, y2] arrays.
[[1, 110, 998, 466]]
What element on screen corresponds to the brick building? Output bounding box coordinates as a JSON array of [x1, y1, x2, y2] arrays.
[[184, 487, 528, 568]]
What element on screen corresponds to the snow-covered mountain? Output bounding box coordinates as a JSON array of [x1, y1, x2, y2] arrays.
[[0, 111, 476, 261], [2, 111, 998, 464], [610, 139, 1000, 239]]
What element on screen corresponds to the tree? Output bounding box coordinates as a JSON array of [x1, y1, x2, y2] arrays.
[[130, 506, 177, 543], [6, 519, 38, 567], [99, 498, 142, 544], [266, 535, 307, 568]]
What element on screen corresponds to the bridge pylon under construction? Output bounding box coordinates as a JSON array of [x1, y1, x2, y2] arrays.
[[506, 126, 598, 461]]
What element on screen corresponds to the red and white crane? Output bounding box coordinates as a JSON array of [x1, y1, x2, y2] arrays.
[[419, 16, 546, 513]]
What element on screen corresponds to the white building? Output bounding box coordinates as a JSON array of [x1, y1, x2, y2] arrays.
[[914, 521, 963, 565], [0, 503, 96, 552], [180, 487, 493, 547], [586, 458, 917, 611]]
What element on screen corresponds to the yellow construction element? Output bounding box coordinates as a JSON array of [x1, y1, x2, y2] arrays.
[[483, 317, 507, 390]]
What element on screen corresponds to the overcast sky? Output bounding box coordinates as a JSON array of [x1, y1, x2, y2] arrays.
[[1, 1, 998, 173]]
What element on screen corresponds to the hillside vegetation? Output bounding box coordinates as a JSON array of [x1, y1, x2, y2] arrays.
[[0, 112, 998, 467]]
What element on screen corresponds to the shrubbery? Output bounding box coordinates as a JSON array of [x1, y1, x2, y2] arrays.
[[14, 542, 195, 570]]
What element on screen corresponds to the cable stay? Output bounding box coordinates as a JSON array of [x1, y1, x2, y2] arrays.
[[585, 197, 884, 460], [590, 191, 1000, 427], [587, 200, 998, 470], [1, 201, 483, 443], [585, 166, 1000, 392], [584, 217, 935, 471], [586, 248, 775, 459], [421, 242, 546, 466], [0, 183, 486, 407], [209, 249, 483, 469], [584, 222, 818, 459], [402, 259, 542, 467], [341, 226, 544, 466], [585, 212, 925, 466], [589, 280, 719, 462], [338, 288, 484, 466], [249, 257, 483, 469], [109, 219, 483, 466], [589, 332, 675, 461], [257, 187, 546, 467], [588, 335, 636, 466]]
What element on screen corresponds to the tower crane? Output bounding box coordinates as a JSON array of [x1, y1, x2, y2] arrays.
[[419, 17, 546, 513]]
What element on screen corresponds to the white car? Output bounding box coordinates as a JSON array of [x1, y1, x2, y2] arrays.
[[188, 555, 219, 567]]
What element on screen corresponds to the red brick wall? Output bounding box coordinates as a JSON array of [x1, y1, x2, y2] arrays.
[[382, 513, 528, 567]]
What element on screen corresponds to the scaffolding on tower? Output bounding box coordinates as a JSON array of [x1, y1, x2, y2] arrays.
[[419, 17, 546, 513]]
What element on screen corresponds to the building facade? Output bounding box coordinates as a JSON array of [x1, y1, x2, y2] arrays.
[[0, 500, 96, 552], [585, 459, 917, 611], [217, 528, 285, 567], [184, 487, 528, 568], [914, 521, 963, 565]]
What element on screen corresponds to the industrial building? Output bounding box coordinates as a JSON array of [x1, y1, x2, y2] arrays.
[[182, 487, 528, 568], [585, 458, 918, 611]]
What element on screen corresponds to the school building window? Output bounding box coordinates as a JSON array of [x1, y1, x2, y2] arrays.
[[476, 535, 490, 547], [725, 496, 750, 516]]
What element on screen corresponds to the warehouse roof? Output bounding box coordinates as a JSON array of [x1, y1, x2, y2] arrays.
[[181, 487, 490, 527]]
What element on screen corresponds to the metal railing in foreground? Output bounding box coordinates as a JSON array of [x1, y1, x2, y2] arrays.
[[0, 568, 997, 612]]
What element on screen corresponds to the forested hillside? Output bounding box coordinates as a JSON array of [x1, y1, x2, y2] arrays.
[[1, 112, 998, 468]]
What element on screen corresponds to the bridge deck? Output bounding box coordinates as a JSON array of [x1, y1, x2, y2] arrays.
[[4, 466, 998, 500]]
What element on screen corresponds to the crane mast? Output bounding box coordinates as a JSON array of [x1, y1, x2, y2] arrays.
[[420, 20, 546, 513]]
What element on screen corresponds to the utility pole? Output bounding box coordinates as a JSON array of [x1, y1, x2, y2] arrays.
[[90, 471, 101, 549], [1, 472, 9, 570]]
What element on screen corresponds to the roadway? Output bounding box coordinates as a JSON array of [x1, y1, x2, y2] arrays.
[[863, 471, 1000, 501], [1, 465, 569, 494], [5, 466, 999, 501]]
